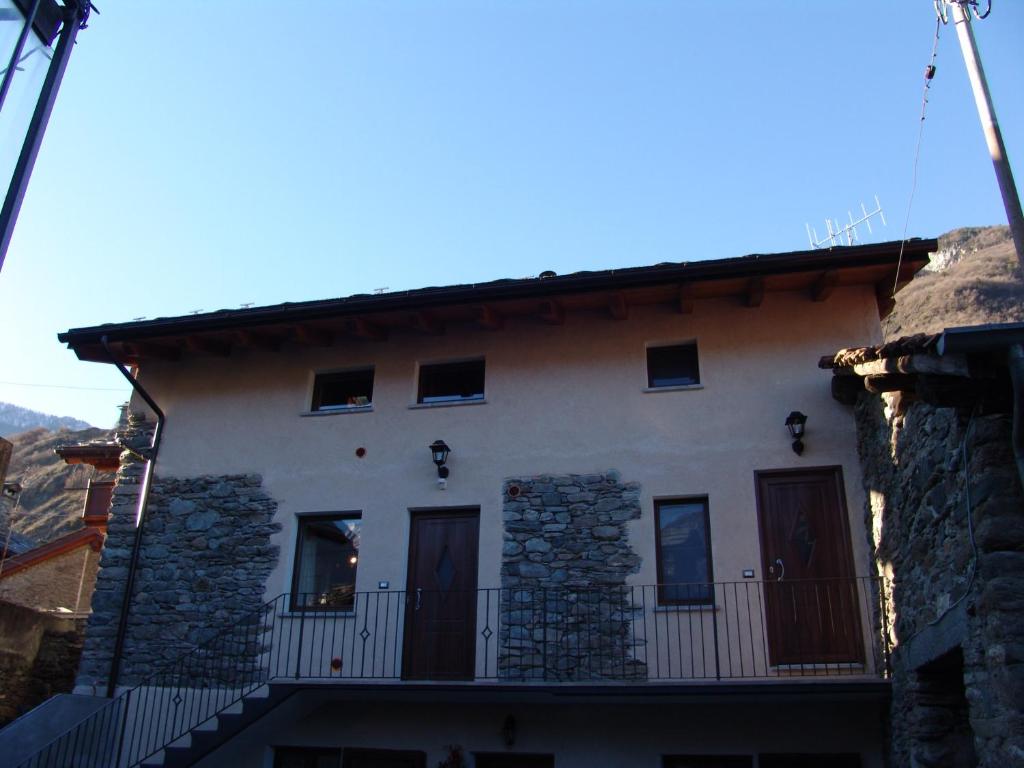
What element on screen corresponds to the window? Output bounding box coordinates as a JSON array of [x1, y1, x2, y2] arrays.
[[655, 498, 713, 605], [311, 369, 374, 411], [647, 342, 700, 388], [417, 359, 485, 404], [342, 749, 427, 768], [274, 748, 340, 768], [291, 514, 361, 611]]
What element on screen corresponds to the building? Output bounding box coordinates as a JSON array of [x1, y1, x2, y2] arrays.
[[20, 238, 935, 768], [820, 323, 1024, 768]]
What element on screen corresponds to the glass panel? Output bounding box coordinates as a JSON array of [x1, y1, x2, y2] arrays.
[[418, 360, 485, 403], [294, 516, 361, 610], [435, 545, 455, 593], [647, 343, 700, 387], [312, 369, 374, 410], [657, 500, 711, 604], [0, 1, 52, 212]]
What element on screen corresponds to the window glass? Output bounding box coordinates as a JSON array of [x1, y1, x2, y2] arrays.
[[292, 515, 361, 610], [417, 360, 485, 404], [647, 343, 700, 387], [655, 499, 713, 605], [312, 369, 374, 410]]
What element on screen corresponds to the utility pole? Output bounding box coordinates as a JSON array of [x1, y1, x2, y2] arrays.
[[944, 0, 1024, 275]]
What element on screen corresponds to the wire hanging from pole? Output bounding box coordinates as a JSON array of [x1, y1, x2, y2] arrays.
[[885, 15, 943, 336]]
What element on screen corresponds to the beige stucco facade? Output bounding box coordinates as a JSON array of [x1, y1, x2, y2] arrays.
[[133, 287, 880, 606]]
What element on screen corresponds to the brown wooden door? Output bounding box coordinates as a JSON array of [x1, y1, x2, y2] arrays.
[[756, 468, 864, 666], [402, 509, 479, 680]]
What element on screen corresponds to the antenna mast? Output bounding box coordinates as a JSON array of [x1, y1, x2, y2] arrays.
[[806, 196, 887, 249]]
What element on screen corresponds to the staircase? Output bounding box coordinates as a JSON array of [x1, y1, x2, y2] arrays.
[[17, 594, 293, 768], [140, 684, 295, 768]]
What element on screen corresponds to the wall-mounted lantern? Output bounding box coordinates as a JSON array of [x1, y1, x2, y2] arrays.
[[785, 411, 807, 455], [429, 440, 451, 488]]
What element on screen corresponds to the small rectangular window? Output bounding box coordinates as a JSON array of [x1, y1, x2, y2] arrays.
[[417, 359, 485, 404], [312, 369, 374, 411], [291, 514, 361, 611], [663, 758, 752, 768], [647, 343, 700, 388], [274, 748, 340, 768], [655, 498, 713, 605]]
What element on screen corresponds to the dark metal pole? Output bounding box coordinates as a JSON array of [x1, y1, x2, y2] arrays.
[[101, 335, 166, 698], [0, 0, 86, 271], [0, 0, 42, 112]]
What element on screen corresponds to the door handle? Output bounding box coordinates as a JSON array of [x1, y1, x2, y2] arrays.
[[415, 588, 422, 611], [775, 558, 785, 582]]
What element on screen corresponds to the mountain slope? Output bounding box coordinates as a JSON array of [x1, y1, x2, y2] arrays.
[[0, 403, 93, 440], [2, 426, 115, 547], [885, 225, 1023, 339]]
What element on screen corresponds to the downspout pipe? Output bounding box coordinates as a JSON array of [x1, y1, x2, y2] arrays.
[[100, 335, 165, 698]]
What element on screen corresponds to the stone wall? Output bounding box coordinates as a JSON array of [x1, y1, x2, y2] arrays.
[[499, 471, 643, 680], [855, 393, 1024, 768], [77, 414, 281, 690], [0, 545, 101, 613], [0, 600, 85, 725]]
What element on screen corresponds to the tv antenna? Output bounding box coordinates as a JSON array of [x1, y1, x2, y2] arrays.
[[806, 196, 886, 249]]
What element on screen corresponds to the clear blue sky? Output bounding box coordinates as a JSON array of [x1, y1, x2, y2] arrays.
[[1, 1, 1022, 428]]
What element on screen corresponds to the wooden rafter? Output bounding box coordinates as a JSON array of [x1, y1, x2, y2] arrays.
[[538, 299, 565, 325], [410, 311, 444, 335], [476, 305, 503, 331], [293, 324, 335, 347], [185, 336, 231, 357], [744, 277, 764, 308], [344, 318, 388, 342], [811, 270, 840, 302], [677, 283, 695, 315], [608, 292, 628, 321]]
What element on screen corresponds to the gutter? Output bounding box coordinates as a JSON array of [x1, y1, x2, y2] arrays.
[[100, 335, 165, 698]]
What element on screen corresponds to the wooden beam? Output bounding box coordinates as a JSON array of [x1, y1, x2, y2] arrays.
[[185, 336, 231, 357], [677, 283, 695, 315], [864, 373, 918, 394], [410, 311, 444, 335], [344, 318, 388, 342], [607, 292, 629, 321], [476, 305, 504, 331], [293, 324, 335, 347], [123, 341, 180, 361], [744, 277, 764, 308], [811, 270, 840, 302], [236, 329, 283, 352], [850, 353, 972, 379], [538, 299, 565, 325]]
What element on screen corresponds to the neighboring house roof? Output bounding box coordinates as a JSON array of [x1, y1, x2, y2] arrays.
[[0, 527, 104, 579], [820, 321, 1024, 407], [58, 238, 937, 365], [54, 441, 122, 473]]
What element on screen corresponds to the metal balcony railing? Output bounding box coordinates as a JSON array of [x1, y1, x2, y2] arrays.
[[18, 577, 890, 767]]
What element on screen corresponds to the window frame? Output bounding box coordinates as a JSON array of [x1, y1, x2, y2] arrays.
[[309, 367, 375, 413], [415, 358, 486, 405], [289, 512, 362, 613], [645, 341, 701, 390], [654, 497, 714, 607]]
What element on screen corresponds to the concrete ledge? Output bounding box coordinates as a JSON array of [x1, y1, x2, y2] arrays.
[[899, 601, 968, 671]]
